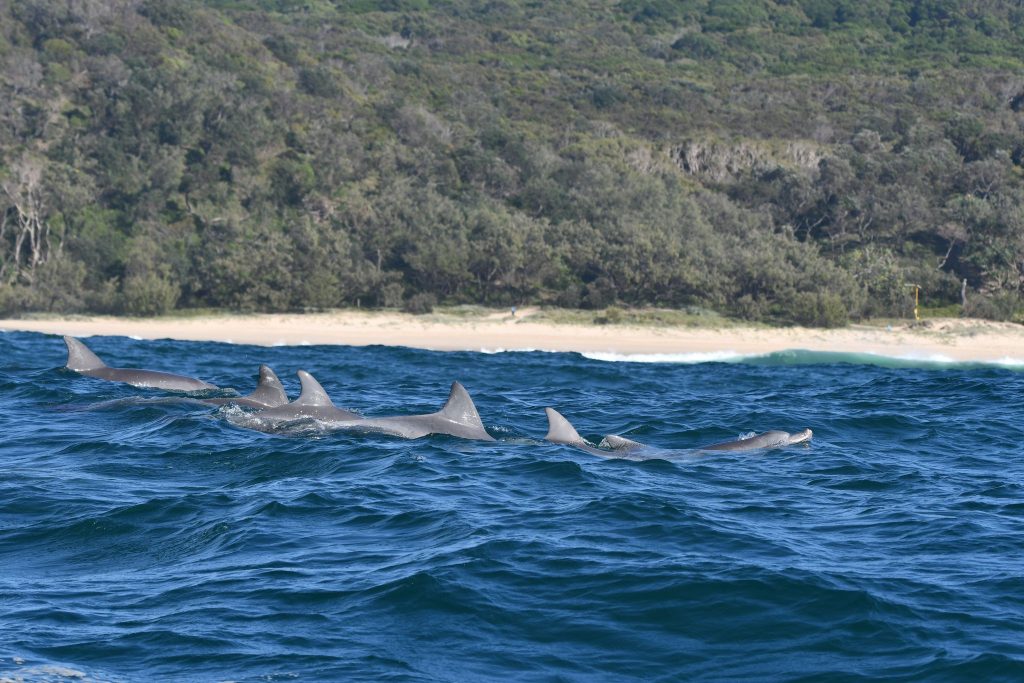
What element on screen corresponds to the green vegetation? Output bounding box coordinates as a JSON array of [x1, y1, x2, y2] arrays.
[[1, 0, 1022, 326]]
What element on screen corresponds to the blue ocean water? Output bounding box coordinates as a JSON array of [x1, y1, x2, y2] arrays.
[[1, 330, 1023, 682]]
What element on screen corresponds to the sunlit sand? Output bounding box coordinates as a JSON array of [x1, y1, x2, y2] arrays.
[[2, 309, 1022, 364]]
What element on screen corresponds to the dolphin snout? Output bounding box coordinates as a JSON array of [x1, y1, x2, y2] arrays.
[[790, 428, 813, 445]]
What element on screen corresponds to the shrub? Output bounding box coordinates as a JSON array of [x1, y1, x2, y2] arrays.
[[964, 291, 1024, 322], [0, 284, 24, 317], [581, 277, 616, 309], [671, 33, 720, 60], [380, 282, 405, 308], [403, 292, 437, 314], [30, 258, 87, 313], [121, 274, 180, 316], [594, 306, 624, 325], [733, 294, 769, 321], [790, 291, 849, 327]]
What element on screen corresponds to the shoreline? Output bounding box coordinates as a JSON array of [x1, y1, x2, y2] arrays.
[[2, 310, 1023, 363]]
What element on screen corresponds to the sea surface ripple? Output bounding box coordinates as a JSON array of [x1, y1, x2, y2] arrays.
[[1, 331, 1023, 682]]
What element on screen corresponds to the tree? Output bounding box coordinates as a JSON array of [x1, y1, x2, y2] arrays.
[[1, 155, 58, 284]]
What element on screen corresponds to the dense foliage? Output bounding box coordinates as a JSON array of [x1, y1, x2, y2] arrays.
[[1, 0, 1022, 325]]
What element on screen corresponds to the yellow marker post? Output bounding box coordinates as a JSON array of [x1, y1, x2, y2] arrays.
[[906, 284, 921, 322]]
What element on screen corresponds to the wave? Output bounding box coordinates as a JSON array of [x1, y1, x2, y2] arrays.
[[578, 348, 1024, 369], [581, 350, 747, 364]]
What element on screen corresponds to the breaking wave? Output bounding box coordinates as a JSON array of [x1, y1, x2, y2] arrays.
[[580, 348, 1024, 369]]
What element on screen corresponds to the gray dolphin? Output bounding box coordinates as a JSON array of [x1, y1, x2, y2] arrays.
[[698, 429, 812, 451], [544, 407, 811, 457], [336, 381, 495, 441], [251, 371, 494, 441], [64, 336, 217, 391], [250, 370, 362, 423], [202, 365, 288, 409]]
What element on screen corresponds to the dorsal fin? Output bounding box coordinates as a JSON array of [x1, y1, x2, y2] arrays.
[[294, 370, 334, 407], [544, 407, 585, 445], [64, 336, 106, 371], [245, 365, 287, 406], [437, 381, 486, 428]]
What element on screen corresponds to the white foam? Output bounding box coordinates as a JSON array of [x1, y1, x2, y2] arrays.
[[477, 348, 744, 361], [990, 356, 1024, 368], [3, 664, 89, 680], [580, 348, 1024, 368], [865, 351, 1024, 367], [580, 350, 749, 364], [888, 351, 958, 364]]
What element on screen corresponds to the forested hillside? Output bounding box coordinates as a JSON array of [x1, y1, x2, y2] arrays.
[[1, 0, 1022, 325]]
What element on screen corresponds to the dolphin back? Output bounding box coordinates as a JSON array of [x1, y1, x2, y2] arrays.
[[64, 336, 106, 371], [700, 430, 797, 452], [748, 430, 792, 449], [600, 434, 645, 451]]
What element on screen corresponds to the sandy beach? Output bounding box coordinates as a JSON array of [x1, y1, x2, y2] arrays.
[[2, 308, 1023, 363]]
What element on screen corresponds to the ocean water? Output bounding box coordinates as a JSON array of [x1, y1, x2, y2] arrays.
[[2, 330, 1023, 682]]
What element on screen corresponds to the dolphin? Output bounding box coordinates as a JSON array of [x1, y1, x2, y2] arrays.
[[544, 408, 811, 457], [201, 365, 288, 409], [250, 370, 362, 423], [64, 336, 217, 391], [697, 429, 812, 452], [251, 371, 494, 441], [336, 381, 495, 441]]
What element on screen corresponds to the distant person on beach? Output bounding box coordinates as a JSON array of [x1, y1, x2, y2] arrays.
[[511, 306, 516, 318]]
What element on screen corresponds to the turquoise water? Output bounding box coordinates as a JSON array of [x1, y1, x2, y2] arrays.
[[2, 331, 1023, 682]]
